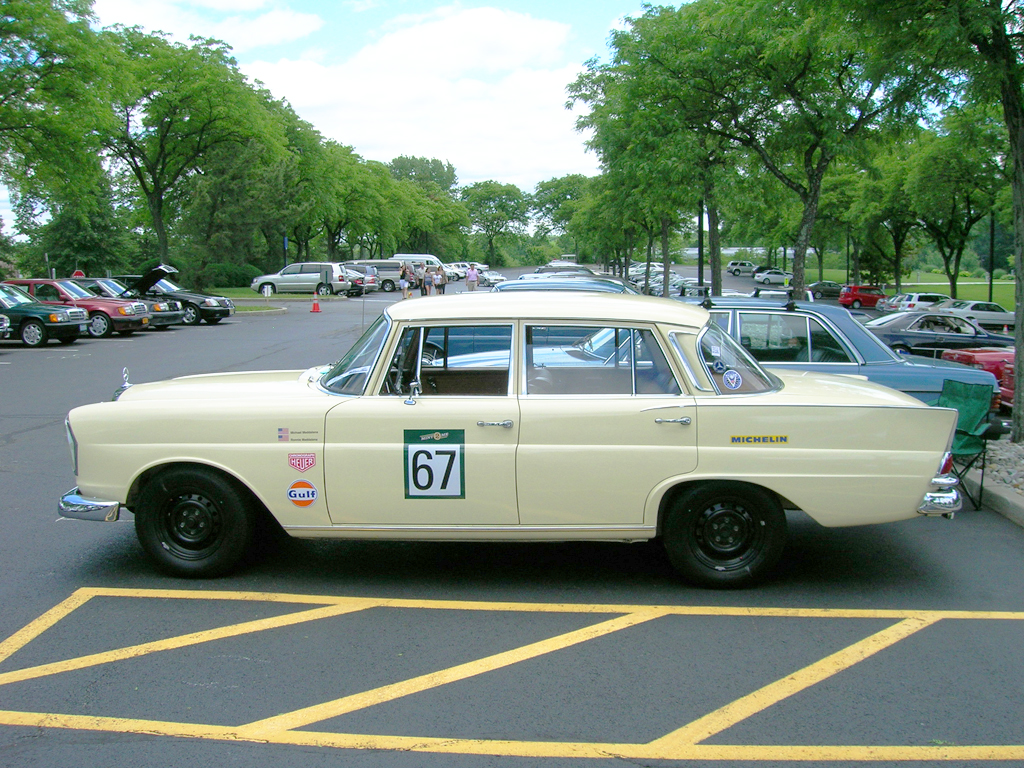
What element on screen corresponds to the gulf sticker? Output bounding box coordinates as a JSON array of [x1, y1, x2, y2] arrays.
[[287, 479, 318, 507]]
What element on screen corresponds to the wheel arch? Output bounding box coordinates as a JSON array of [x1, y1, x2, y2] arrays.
[[126, 460, 279, 532], [653, 478, 794, 536]]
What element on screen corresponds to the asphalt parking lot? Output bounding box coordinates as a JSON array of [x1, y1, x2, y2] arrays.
[[2, 275, 1024, 767]]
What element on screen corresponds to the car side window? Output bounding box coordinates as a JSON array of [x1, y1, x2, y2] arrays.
[[737, 313, 808, 362], [381, 325, 512, 397], [34, 284, 61, 302], [524, 325, 679, 395], [806, 319, 854, 362]]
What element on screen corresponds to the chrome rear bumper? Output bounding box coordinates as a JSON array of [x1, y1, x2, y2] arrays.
[[59, 488, 121, 522], [918, 474, 961, 519]]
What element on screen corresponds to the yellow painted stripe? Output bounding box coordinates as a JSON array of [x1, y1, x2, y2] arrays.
[[650, 615, 942, 750], [0, 710, 1021, 761], [0, 591, 95, 665], [69, 587, 1024, 621], [237, 609, 669, 738], [0, 602, 368, 688]]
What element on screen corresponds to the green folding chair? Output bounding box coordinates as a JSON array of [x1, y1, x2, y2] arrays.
[[935, 379, 1001, 509]]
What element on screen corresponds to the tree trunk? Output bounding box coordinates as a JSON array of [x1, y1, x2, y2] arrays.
[[660, 216, 672, 298]]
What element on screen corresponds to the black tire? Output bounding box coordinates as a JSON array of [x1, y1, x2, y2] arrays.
[[381, 279, 396, 293], [851, 299, 862, 309], [205, 317, 222, 325], [732, 269, 741, 276], [762, 277, 771, 285], [891, 343, 911, 355], [662, 482, 786, 588], [21, 319, 48, 347], [88, 312, 113, 338], [813, 290, 823, 299], [182, 303, 202, 325], [316, 283, 333, 296], [134, 466, 255, 577], [117, 330, 135, 337]]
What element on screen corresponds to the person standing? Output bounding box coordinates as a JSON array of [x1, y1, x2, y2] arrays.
[[416, 264, 428, 296], [465, 264, 480, 292], [399, 263, 412, 299], [424, 267, 435, 295], [436, 267, 447, 294]]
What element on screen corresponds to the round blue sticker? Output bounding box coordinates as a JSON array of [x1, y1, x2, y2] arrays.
[[712, 360, 727, 374], [723, 370, 743, 390]]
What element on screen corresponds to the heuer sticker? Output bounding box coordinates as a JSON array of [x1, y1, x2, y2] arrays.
[[288, 453, 316, 472], [287, 479, 318, 507], [404, 429, 465, 499]]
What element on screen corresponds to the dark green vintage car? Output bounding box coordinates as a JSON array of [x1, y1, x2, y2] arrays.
[[0, 283, 89, 347]]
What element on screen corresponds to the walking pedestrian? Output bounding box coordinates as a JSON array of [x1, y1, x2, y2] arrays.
[[465, 264, 480, 292]]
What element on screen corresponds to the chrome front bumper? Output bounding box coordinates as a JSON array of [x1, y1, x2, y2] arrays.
[[917, 474, 961, 519], [59, 488, 122, 522]]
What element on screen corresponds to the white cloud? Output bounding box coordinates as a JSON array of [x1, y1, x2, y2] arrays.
[[211, 10, 323, 52], [246, 7, 600, 189]]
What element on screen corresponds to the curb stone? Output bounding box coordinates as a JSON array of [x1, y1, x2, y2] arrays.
[[963, 469, 1024, 528]]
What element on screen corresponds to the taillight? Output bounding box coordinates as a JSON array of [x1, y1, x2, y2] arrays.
[[991, 389, 1002, 413], [939, 452, 954, 474]]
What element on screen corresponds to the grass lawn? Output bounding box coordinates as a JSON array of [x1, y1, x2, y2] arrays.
[[815, 269, 1016, 309]]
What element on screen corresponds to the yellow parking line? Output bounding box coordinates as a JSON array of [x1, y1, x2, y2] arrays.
[[0, 591, 94, 665], [237, 608, 669, 738], [0, 602, 368, 688], [648, 615, 941, 752]]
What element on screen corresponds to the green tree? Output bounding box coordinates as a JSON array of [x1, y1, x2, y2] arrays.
[[906, 107, 1006, 297], [0, 0, 111, 200], [460, 181, 529, 265], [388, 156, 458, 195], [102, 27, 283, 263]]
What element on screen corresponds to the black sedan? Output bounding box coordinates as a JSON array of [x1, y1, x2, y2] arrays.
[[864, 311, 1014, 357], [115, 266, 234, 326], [807, 280, 844, 299]]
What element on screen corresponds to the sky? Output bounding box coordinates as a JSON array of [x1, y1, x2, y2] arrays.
[[93, 0, 646, 189]]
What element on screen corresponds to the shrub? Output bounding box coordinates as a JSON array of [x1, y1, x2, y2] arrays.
[[203, 262, 261, 288]]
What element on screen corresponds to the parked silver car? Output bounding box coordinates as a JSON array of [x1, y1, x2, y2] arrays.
[[251, 262, 352, 296]]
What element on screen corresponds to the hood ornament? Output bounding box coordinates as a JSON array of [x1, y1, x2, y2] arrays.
[[112, 366, 132, 401]]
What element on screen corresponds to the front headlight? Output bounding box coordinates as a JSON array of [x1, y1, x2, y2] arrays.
[[65, 418, 78, 476], [203, 298, 221, 307], [117, 306, 134, 316], [48, 312, 70, 323]]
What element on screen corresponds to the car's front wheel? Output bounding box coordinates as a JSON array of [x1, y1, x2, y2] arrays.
[[134, 466, 255, 577], [259, 283, 275, 297], [813, 290, 823, 299], [891, 343, 911, 355], [21, 319, 48, 347], [182, 303, 201, 325], [663, 482, 786, 588], [851, 300, 862, 309], [88, 312, 112, 338]]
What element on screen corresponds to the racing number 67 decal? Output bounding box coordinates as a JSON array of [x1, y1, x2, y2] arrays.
[[404, 429, 466, 499]]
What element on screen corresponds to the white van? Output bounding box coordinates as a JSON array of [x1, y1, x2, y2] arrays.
[[389, 254, 458, 280]]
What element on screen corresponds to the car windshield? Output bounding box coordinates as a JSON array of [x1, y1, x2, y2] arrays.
[[0, 284, 35, 307], [321, 314, 390, 395], [97, 278, 128, 294], [863, 314, 905, 327], [57, 280, 93, 298], [156, 278, 183, 291]]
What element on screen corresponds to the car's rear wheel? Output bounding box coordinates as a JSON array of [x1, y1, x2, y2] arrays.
[[813, 290, 823, 299], [891, 343, 911, 355], [316, 283, 333, 296], [135, 466, 255, 577], [381, 279, 396, 292], [21, 319, 48, 347], [663, 482, 786, 588], [88, 312, 112, 338], [851, 300, 862, 309]]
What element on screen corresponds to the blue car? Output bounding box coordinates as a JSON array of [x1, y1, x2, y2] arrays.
[[863, 311, 1014, 358], [681, 297, 999, 408]]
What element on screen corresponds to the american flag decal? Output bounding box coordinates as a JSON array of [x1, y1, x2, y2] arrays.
[[277, 428, 289, 442]]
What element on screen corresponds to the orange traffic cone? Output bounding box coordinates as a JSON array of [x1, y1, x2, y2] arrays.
[[311, 296, 321, 313], [1003, 325, 1009, 334]]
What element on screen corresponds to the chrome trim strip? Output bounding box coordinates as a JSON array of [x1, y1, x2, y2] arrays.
[[58, 488, 121, 522], [284, 524, 657, 535], [918, 487, 961, 517]]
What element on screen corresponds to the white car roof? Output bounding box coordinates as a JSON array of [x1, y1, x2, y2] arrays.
[[384, 291, 709, 329]]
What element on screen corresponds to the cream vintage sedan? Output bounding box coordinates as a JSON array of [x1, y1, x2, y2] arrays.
[[60, 293, 961, 587]]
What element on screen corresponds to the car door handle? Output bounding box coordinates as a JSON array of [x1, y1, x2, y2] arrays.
[[477, 420, 514, 428], [655, 417, 691, 425]]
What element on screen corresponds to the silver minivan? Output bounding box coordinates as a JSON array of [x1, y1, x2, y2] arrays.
[[251, 263, 352, 296]]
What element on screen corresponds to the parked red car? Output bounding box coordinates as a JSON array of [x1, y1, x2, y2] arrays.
[[838, 285, 888, 309], [4, 278, 150, 338], [941, 347, 1015, 381]]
